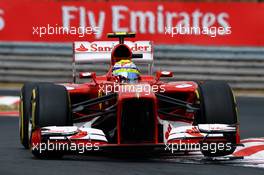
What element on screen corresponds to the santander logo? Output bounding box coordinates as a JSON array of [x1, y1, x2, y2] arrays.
[[76, 44, 88, 52]]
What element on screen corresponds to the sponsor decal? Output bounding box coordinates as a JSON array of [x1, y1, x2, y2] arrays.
[[76, 44, 88, 52], [0, 1, 263, 45], [75, 43, 150, 53], [175, 84, 193, 88]]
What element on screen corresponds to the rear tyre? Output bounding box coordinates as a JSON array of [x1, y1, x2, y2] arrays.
[[197, 81, 238, 157], [19, 82, 37, 149], [30, 83, 72, 159]]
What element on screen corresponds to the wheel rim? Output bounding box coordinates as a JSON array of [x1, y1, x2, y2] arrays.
[[28, 118, 32, 147]]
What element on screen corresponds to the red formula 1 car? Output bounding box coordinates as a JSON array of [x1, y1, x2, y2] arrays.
[[19, 32, 240, 158]]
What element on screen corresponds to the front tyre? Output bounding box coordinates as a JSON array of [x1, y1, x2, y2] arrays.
[[197, 81, 238, 157], [30, 83, 72, 159]]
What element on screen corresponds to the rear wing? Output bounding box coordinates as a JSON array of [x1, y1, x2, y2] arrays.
[[73, 41, 153, 63], [72, 41, 154, 82]]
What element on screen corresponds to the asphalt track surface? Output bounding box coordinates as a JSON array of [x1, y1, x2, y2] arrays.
[[0, 90, 263, 175]]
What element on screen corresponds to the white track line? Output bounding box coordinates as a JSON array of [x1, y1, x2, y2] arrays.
[[0, 96, 20, 106]]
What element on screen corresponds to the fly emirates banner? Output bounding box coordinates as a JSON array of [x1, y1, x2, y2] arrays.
[[0, 1, 264, 46]]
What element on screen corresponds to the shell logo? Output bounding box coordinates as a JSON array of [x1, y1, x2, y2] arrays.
[[175, 84, 193, 88]]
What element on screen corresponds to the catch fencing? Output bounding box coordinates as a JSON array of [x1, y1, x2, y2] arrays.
[[0, 42, 263, 89]]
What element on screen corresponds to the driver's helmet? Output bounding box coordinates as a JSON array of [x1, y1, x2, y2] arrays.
[[112, 60, 140, 83]]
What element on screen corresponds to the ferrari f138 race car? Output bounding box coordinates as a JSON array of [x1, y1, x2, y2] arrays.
[[19, 32, 240, 158]]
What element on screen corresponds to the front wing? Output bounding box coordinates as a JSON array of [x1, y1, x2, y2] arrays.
[[30, 124, 238, 156]]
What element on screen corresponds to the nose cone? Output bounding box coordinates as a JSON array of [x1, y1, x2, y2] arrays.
[[116, 84, 156, 99]]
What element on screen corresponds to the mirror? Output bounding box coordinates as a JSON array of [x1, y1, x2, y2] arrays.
[[156, 71, 173, 81], [79, 72, 96, 79]]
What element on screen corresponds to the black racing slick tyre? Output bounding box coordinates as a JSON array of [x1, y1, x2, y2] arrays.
[[197, 81, 238, 157], [30, 83, 72, 159], [19, 82, 37, 149], [31, 83, 72, 128]]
